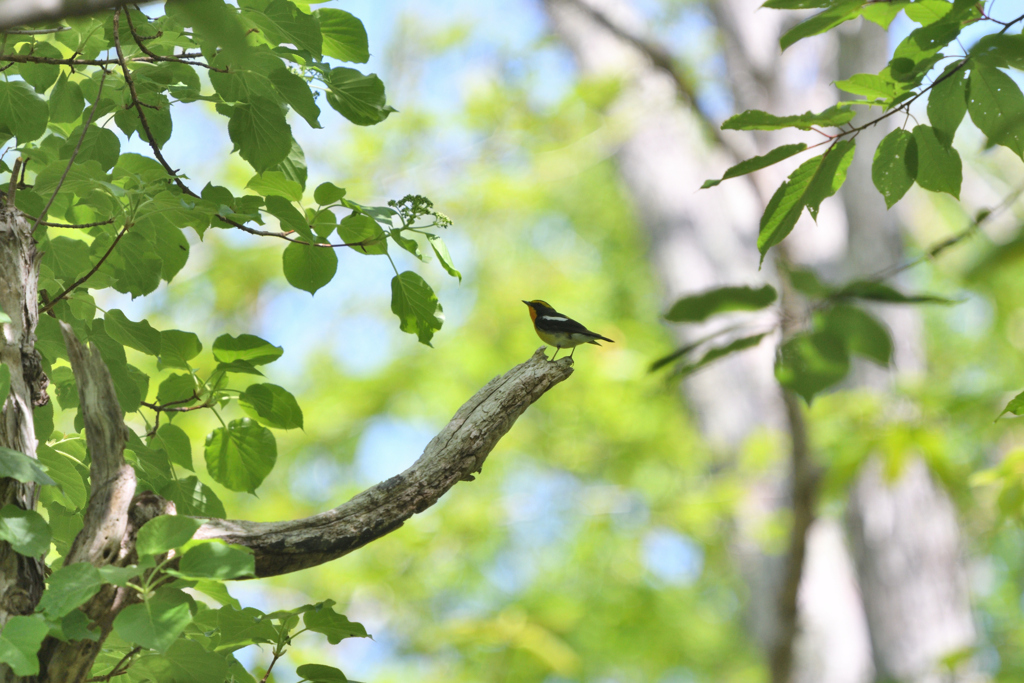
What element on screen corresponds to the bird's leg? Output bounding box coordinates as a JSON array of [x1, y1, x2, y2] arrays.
[[550, 347, 560, 360], [568, 347, 576, 360]]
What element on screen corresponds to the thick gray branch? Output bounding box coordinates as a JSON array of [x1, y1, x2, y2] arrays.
[[59, 323, 135, 567], [0, 203, 45, 631], [196, 348, 574, 577]]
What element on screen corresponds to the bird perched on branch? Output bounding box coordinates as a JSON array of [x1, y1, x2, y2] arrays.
[[522, 300, 614, 360]]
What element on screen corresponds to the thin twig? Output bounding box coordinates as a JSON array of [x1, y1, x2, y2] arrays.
[[113, 10, 180, 183], [123, 9, 163, 61], [3, 27, 71, 35], [6, 156, 22, 206], [26, 218, 115, 229], [29, 68, 108, 235], [872, 183, 1024, 283], [259, 650, 284, 683], [85, 646, 141, 682], [39, 222, 131, 315], [0, 51, 208, 67]]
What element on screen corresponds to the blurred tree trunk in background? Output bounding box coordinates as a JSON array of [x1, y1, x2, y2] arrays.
[[542, 0, 979, 681]]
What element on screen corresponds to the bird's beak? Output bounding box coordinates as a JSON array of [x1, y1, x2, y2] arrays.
[[521, 300, 530, 305]]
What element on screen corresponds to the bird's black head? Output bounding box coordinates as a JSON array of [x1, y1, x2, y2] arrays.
[[523, 299, 556, 314]]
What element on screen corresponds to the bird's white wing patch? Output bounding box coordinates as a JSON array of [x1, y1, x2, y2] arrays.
[[540, 316, 568, 322]]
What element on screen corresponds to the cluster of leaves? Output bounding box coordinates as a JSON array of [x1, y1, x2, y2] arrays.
[[703, 0, 1024, 265], [651, 275, 951, 402], [678, 1, 1024, 407], [0, 490, 367, 680], [0, 0, 455, 678]]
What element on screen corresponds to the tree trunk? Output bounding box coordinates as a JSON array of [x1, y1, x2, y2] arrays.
[[0, 192, 47, 638]]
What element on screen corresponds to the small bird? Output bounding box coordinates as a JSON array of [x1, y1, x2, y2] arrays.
[[522, 300, 614, 360]]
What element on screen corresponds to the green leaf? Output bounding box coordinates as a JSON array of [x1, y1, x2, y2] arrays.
[[672, 333, 770, 377], [912, 124, 961, 198], [133, 638, 230, 683], [215, 606, 277, 649], [702, 144, 807, 188], [241, 0, 322, 59], [722, 105, 854, 131], [57, 609, 100, 642], [820, 305, 892, 365], [317, 8, 369, 63], [193, 581, 241, 611], [205, 418, 277, 493], [834, 280, 954, 304], [48, 72, 85, 124], [227, 97, 293, 173], [314, 182, 347, 205], [17, 42, 61, 92], [167, 0, 251, 64], [1000, 390, 1024, 418], [61, 125, 121, 172], [137, 515, 205, 557], [36, 446, 87, 510], [325, 67, 396, 126], [296, 663, 349, 682], [970, 33, 1024, 70], [282, 242, 338, 295], [246, 170, 303, 202], [96, 563, 145, 587], [177, 541, 255, 580], [303, 604, 369, 645], [779, 0, 864, 50], [112, 586, 193, 653], [835, 73, 901, 103], [269, 68, 322, 129], [337, 213, 388, 255], [665, 285, 777, 322], [265, 195, 314, 241], [239, 383, 303, 430], [928, 63, 968, 146], [968, 64, 1024, 158], [872, 128, 917, 209], [425, 234, 461, 281], [114, 92, 172, 148], [0, 615, 49, 676], [904, 0, 951, 25], [160, 330, 203, 370], [159, 476, 226, 518], [213, 334, 283, 366], [157, 372, 197, 406], [0, 446, 55, 487], [775, 331, 850, 403], [0, 306, 9, 324], [36, 562, 104, 618], [391, 271, 444, 346], [0, 504, 51, 556], [105, 310, 162, 356], [110, 231, 163, 298], [0, 81, 49, 143], [803, 139, 856, 220], [152, 423, 193, 471], [757, 155, 822, 262]]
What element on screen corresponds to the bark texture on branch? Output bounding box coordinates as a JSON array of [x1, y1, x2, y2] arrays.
[[59, 323, 137, 568], [196, 347, 574, 577], [32, 325, 148, 683], [0, 0, 136, 31], [0, 202, 46, 630]]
